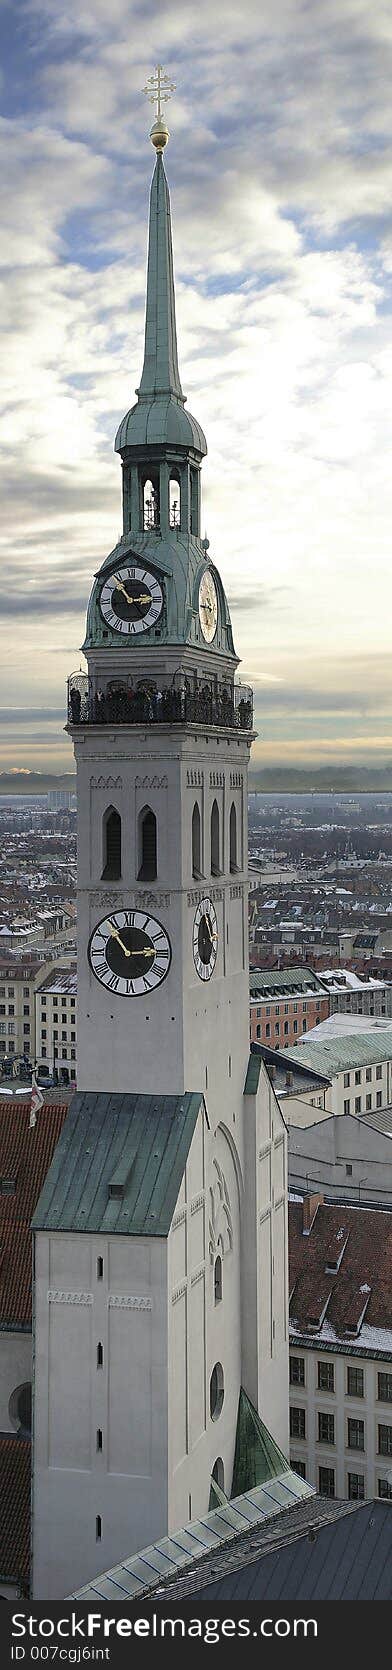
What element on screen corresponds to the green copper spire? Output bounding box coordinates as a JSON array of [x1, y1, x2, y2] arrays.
[[137, 152, 185, 405]]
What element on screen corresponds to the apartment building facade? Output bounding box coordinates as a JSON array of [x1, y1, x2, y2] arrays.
[[35, 968, 77, 1085], [289, 1197, 392, 1503], [0, 960, 41, 1066], [250, 967, 329, 1050]]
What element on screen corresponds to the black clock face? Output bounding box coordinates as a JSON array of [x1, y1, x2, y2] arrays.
[[88, 910, 171, 996], [193, 897, 218, 981], [99, 564, 163, 635]]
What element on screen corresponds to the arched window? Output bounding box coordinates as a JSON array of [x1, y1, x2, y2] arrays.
[[9, 1382, 32, 1436], [214, 1255, 222, 1304], [229, 802, 238, 873], [169, 475, 180, 529], [138, 805, 157, 881], [102, 806, 121, 880], [143, 476, 159, 529], [211, 799, 220, 877], [211, 1456, 224, 1491], [210, 1362, 224, 1420], [192, 802, 202, 878]]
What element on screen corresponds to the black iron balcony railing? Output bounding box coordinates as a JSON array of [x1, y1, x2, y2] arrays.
[[67, 673, 253, 732]]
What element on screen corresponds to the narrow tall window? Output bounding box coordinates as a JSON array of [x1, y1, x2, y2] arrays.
[[143, 476, 159, 529], [138, 806, 157, 881], [214, 1255, 222, 1304], [96, 1429, 103, 1452], [96, 1515, 102, 1541], [229, 802, 238, 873], [192, 802, 202, 878], [102, 806, 121, 880], [169, 475, 181, 528], [97, 1342, 103, 1369], [211, 799, 220, 876], [97, 1257, 104, 1281]]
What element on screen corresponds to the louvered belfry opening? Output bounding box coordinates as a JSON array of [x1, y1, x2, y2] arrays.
[[138, 806, 157, 881], [229, 802, 238, 872], [102, 807, 122, 880], [211, 799, 220, 877], [192, 801, 202, 878]]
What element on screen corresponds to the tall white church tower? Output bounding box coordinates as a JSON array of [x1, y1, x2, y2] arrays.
[[31, 84, 289, 1600]]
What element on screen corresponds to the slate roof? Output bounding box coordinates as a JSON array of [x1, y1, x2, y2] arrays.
[[289, 1199, 392, 1341], [0, 1101, 68, 1328], [0, 1436, 30, 1588], [167, 1499, 392, 1603], [32, 1090, 204, 1237], [250, 966, 328, 998]]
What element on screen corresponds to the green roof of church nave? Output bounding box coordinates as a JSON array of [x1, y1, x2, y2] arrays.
[[32, 1091, 204, 1237]]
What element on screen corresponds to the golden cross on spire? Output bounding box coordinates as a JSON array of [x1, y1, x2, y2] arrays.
[[142, 64, 176, 121]]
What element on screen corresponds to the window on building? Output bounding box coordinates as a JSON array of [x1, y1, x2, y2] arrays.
[[275, 1022, 279, 1035], [344, 1072, 351, 1088], [0, 1007, 4, 1017], [376, 1065, 382, 1080], [290, 1357, 305, 1387], [211, 1456, 224, 1492], [346, 1163, 353, 1176], [97, 1258, 104, 1281], [293, 1020, 298, 1034], [23, 988, 29, 997], [318, 1411, 335, 1445], [284, 1021, 289, 1035], [302, 1020, 307, 1032], [41, 1030, 47, 1041], [41, 1047, 47, 1058], [210, 1363, 224, 1420], [23, 1005, 29, 1016], [97, 1343, 103, 1368], [378, 1477, 392, 1499], [62, 1031, 67, 1041], [318, 1466, 335, 1497], [355, 1070, 361, 1085], [284, 1003, 289, 1015], [265, 1023, 270, 1038], [256, 1024, 261, 1038], [293, 1003, 298, 1013], [348, 1472, 364, 1501], [23, 1023, 30, 1035], [318, 1361, 334, 1393], [366, 1094, 372, 1111], [292, 1459, 306, 1479], [344, 1099, 351, 1115], [378, 1373, 392, 1404], [290, 1407, 306, 1440], [214, 1256, 222, 1305], [229, 803, 238, 873], [348, 1418, 365, 1450], [366, 1067, 372, 1082], [8, 1005, 14, 1016], [138, 805, 157, 882], [355, 1097, 361, 1114], [169, 473, 181, 528], [377, 1092, 382, 1108], [275, 1005, 280, 1016], [96, 1429, 103, 1452], [96, 1515, 102, 1541], [102, 805, 122, 881], [347, 1367, 364, 1398], [7, 988, 14, 997], [210, 800, 220, 877], [192, 802, 202, 879], [378, 1424, 392, 1456], [71, 1048, 76, 1060]]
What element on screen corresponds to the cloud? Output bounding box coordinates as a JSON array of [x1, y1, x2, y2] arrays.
[[0, 1, 391, 770]]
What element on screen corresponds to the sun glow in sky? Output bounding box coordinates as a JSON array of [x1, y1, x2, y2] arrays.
[[0, 0, 392, 774]]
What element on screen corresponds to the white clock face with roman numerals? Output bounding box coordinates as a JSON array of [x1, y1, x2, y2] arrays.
[[192, 897, 218, 981], [88, 909, 171, 996], [99, 564, 163, 635]]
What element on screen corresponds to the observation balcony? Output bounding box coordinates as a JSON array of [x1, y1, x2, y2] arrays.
[[67, 673, 253, 732]]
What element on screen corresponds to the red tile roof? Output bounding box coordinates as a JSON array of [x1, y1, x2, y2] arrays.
[[0, 1102, 68, 1328], [289, 1200, 392, 1339], [0, 1436, 30, 1587]]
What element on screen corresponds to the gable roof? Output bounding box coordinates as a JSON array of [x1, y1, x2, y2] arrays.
[[289, 1199, 392, 1346], [166, 1499, 392, 1604], [296, 1028, 392, 1076], [0, 1436, 30, 1588], [0, 1101, 68, 1328], [32, 1090, 204, 1238]]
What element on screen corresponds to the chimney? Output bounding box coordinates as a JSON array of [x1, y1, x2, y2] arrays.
[[302, 1192, 323, 1236], [285, 1069, 293, 1087], [266, 1062, 276, 1082]]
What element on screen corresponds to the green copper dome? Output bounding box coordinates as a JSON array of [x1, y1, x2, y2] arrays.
[[83, 529, 235, 658]]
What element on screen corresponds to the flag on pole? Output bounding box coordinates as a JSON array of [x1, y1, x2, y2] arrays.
[[29, 1074, 44, 1129]]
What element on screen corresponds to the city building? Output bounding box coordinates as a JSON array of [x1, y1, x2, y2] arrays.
[[295, 1026, 392, 1118], [0, 1100, 68, 1597], [31, 104, 289, 1598], [289, 1113, 392, 1208], [289, 1196, 392, 1502], [250, 966, 329, 1049], [35, 967, 77, 1085], [320, 968, 392, 1019], [0, 959, 41, 1066]]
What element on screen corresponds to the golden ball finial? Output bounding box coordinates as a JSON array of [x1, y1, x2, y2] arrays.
[[150, 116, 170, 152]]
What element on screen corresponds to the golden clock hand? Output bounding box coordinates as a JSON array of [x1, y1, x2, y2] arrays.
[[115, 579, 151, 607], [108, 924, 132, 957]]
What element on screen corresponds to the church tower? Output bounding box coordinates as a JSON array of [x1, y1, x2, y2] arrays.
[[31, 82, 289, 1600]]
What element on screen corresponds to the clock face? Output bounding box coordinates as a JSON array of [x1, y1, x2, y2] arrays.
[[198, 570, 218, 643], [88, 909, 171, 996], [99, 564, 163, 635], [193, 897, 218, 981]]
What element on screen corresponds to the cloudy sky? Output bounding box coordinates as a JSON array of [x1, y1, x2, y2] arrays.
[[0, 0, 391, 775]]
